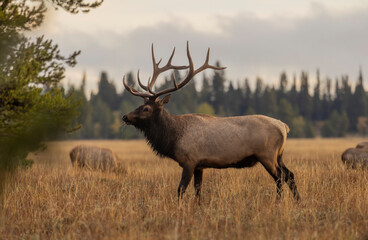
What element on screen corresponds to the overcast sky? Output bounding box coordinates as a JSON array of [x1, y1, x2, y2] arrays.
[[34, 0, 368, 94]]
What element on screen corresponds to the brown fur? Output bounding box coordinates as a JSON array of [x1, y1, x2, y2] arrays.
[[69, 145, 117, 171], [341, 147, 368, 169], [356, 142, 368, 153]]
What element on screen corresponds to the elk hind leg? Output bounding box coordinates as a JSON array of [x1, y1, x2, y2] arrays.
[[280, 165, 300, 201], [278, 152, 300, 201], [259, 155, 284, 199]]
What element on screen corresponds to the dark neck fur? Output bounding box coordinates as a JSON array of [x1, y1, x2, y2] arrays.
[[136, 109, 183, 159]]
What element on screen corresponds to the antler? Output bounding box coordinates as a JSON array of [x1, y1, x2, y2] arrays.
[[122, 41, 226, 99]]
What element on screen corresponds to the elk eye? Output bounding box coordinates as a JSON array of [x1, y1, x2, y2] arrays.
[[143, 107, 149, 112]]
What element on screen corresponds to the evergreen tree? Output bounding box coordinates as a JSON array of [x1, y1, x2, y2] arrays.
[[321, 110, 349, 137], [277, 71, 288, 102], [277, 98, 296, 126], [97, 71, 119, 110], [288, 74, 299, 114], [262, 86, 278, 117], [340, 76, 353, 130], [350, 68, 367, 131], [69, 72, 93, 139], [211, 61, 226, 115], [333, 78, 342, 115], [0, 0, 101, 183], [243, 78, 252, 114], [298, 72, 312, 119], [225, 82, 243, 116], [312, 69, 322, 121], [254, 77, 264, 114], [92, 97, 113, 138], [199, 73, 212, 104]]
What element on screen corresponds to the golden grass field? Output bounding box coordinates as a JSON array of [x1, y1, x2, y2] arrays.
[[1, 138, 368, 239]]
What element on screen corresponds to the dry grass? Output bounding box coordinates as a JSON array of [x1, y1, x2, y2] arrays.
[[1, 138, 368, 239]]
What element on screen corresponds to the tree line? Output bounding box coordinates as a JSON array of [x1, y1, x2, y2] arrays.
[[68, 65, 367, 139]]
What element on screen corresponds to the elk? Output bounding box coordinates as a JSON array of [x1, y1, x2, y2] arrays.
[[70, 145, 118, 171], [122, 42, 300, 201], [341, 148, 368, 169]]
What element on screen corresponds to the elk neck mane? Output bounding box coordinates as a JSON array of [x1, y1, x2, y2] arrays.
[[138, 109, 184, 159]]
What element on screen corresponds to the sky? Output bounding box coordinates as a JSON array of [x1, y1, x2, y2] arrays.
[[34, 0, 368, 95]]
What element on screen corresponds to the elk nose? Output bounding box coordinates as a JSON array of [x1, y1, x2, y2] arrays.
[[122, 115, 128, 122]]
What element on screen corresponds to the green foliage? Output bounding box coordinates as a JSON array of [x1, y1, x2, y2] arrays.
[[321, 111, 349, 137], [290, 116, 306, 138], [304, 121, 315, 138], [196, 103, 215, 116], [96, 71, 120, 110], [0, 0, 102, 188]]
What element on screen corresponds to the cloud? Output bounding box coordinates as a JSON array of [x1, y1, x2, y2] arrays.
[[49, 5, 368, 93]]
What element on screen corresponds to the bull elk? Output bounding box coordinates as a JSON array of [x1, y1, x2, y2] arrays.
[[122, 42, 300, 201]]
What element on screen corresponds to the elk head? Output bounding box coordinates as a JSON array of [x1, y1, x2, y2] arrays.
[[122, 42, 225, 127]]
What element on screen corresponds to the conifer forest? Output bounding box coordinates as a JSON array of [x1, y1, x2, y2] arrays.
[[69, 68, 367, 139]]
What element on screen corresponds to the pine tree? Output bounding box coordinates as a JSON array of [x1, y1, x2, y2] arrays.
[[298, 71, 312, 119], [350, 69, 367, 131], [69, 72, 93, 139], [199, 73, 212, 104], [96, 71, 119, 110], [225, 82, 243, 116], [262, 86, 278, 117], [277, 71, 288, 102], [0, 0, 101, 182], [254, 77, 264, 114], [211, 61, 226, 115], [312, 69, 322, 121], [243, 78, 252, 114], [288, 74, 299, 114]]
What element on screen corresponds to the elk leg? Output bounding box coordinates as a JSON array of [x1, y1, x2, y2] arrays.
[[278, 152, 301, 201], [281, 165, 300, 201], [259, 158, 284, 199], [194, 169, 203, 198], [178, 166, 194, 199]]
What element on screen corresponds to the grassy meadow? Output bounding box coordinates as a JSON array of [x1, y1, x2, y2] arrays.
[[1, 138, 368, 239]]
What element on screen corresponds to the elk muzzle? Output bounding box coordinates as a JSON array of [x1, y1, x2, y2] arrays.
[[122, 115, 132, 125]]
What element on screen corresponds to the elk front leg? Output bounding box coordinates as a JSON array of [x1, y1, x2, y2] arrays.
[[194, 169, 203, 197], [178, 166, 194, 199]]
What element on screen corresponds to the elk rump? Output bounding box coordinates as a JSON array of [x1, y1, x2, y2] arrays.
[[70, 145, 117, 170], [341, 148, 368, 169]]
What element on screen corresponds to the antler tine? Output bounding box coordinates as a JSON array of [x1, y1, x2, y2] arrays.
[[167, 47, 176, 65], [151, 44, 157, 66], [122, 76, 152, 98], [172, 71, 178, 89], [154, 42, 226, 97], [137, 70, 148, 91], [193, 48, 226, 75], [148, 45, 189, 94]]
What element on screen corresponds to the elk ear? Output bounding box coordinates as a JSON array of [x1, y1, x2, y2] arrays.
[[158, 94, 171, 106]]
